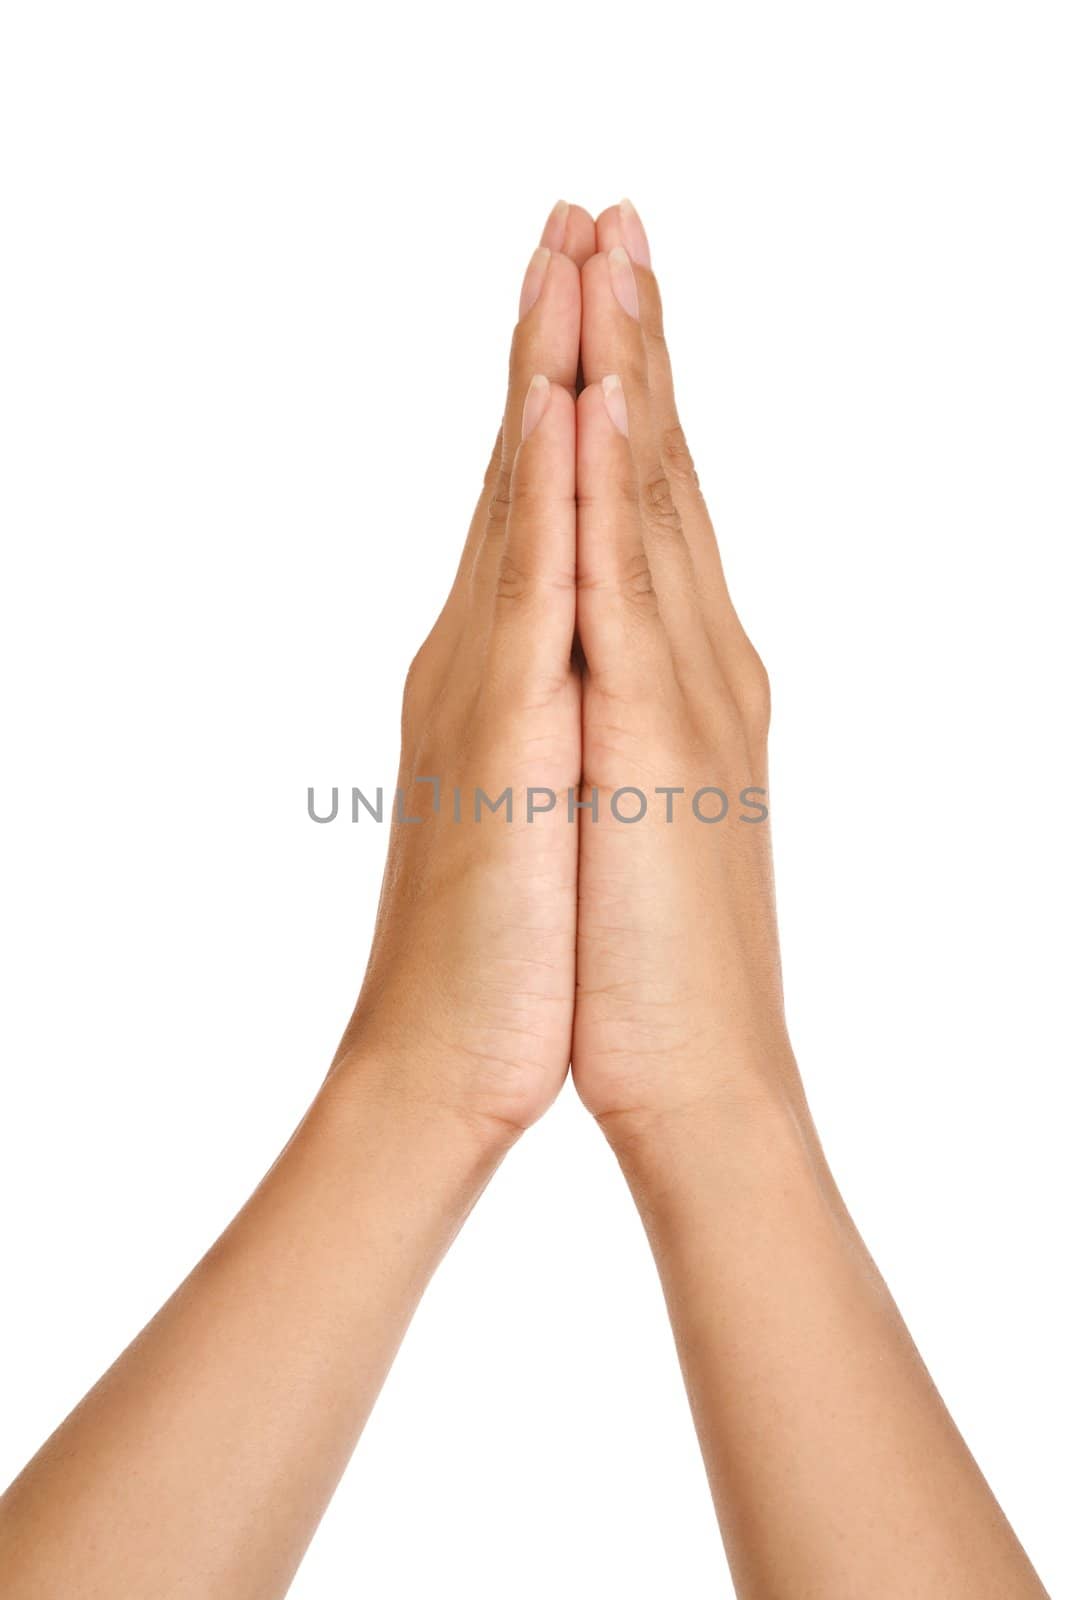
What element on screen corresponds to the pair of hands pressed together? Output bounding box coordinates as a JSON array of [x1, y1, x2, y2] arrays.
[[0, 201, 1048, 1600], [345, 197, 787, 1147]]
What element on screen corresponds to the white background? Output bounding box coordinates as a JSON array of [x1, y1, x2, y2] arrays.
[[1, 3, 1064, 1593]]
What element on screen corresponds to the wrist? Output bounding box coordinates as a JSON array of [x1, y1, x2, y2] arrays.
[[595, 1048, 816, 1192], [597, 1060, 859, 1266], [321, 1044, 522, 1173], [590, 1032, 803, 1152]]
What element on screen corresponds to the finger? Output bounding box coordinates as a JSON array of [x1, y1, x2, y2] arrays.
[[579, 248, 707, 654], [596, 204, 680, 450], [462, 204, 591, 581], [416, 204, 588, 696], [484, 378, 577, 693], [594, 200, 740, 637], [594, 197, 651, 266], [575, 375, 672, 697], [471, 247, 582, 621], [473, 205, 590, 585], [542, 199, 597, 268]]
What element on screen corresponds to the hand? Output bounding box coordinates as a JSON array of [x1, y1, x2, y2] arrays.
[[2, 201, 1048, 1600], [334, 203, 595, 1139], [571, 203, 791, 1131]]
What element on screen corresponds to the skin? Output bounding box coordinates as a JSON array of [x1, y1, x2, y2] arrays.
[[0, 200, 1049, 1599], [333, 204, 593, 1136], [572, 203, 1050, 1600], [0, 201, 595, 1600]]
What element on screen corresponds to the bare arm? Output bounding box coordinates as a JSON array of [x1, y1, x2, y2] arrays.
[[0, 1068, 507, 1599], [608, 1083, 1047, 1598], [0, 199, 597, 1600], [571, 198, 1049, 1599]]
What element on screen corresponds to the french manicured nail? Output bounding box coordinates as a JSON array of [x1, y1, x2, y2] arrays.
[[519, 245, 551, 319], [619, 197, 651, 267], [522, 374, 551, 440], [602, 374, 628, 437], [541, 199, 570, 253], [608, 246, 640, 319]]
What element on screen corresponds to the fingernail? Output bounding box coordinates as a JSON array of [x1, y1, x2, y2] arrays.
[[619, 198, 651, 267], [608, 246, 640, 319], [601, 374, 628, 437], [519, 245, 551, 319], [541, 199, 569, 253], [522, 374, 551, 440]]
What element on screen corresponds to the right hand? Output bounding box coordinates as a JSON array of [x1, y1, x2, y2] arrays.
[[571, 202, 793, 1134]]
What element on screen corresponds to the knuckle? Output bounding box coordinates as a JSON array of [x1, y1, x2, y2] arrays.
[[485, 474, 511, 541], [642, 274, 666, 334], [482, 430, 503, 491], [401, 645, 430, 730], [641, 472, 683, 538], [737, 645, 772, 734], [662, 424, 699, 486], [577, 470, 640, 516], [507, 468, 539, 514], [577, 543, 659, 620], [620, 551, 659, 615], [643, 472, 674, 516], [496, 547, 573, 610], [644, 324, 669, 361], [495, 550, 533, 606]]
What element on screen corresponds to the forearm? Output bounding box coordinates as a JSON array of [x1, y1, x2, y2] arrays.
[[0, 1056, 509, 1600], [605, 1068, 1048, 1600], [0, 203, 587, 1599]]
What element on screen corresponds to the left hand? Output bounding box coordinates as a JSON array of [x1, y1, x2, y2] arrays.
[[335, 204, 596, 1140]]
